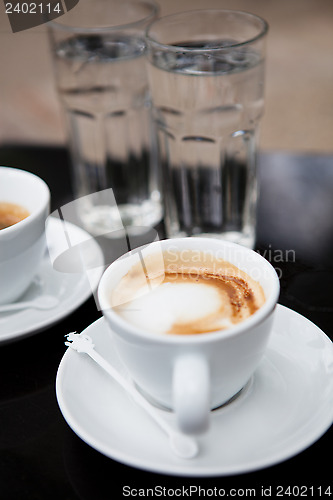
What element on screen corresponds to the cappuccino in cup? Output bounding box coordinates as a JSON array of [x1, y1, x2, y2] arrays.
[[111, 249, 265, 335], [99, 238, 280, 434], [0, 167, 50, 304]]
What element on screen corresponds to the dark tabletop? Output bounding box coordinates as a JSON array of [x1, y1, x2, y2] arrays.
[[0, 145, 332, 499]]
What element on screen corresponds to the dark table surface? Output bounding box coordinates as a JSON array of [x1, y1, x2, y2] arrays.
[[0, 145, 332, 499]]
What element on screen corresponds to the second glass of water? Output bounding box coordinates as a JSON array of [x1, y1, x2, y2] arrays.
[[145, 10, 268, 248], [48, 0, 162, 236]]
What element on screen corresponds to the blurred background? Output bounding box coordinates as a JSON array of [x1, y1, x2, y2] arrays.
[[0, 0, 332, 154]]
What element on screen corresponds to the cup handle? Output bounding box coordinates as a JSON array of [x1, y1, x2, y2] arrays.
[[173, 354, 210, 435]]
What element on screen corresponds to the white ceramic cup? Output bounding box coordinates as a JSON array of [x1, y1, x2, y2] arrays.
[[98, 238, 280, 434], [0, 167, 50, 304]]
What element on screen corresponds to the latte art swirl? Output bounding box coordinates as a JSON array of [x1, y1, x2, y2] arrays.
[[161, 269, 261, 334], [111, 251, 265, 335]]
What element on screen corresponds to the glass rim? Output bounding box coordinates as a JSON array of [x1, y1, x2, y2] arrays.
[[46, 0, 159, 34], [145, 9, 269, 52]]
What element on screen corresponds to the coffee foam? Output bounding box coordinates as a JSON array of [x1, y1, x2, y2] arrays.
[[0, 202, 30, 230], [111, 250, 266, 335]]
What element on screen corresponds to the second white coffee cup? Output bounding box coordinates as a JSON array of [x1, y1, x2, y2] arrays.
[[98, 238, 280, 434], [0, 167, 50, 304]]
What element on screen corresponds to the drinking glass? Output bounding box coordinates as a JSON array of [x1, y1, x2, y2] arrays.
[[145, 10, 268, 248], [47, 0, 162, 236]]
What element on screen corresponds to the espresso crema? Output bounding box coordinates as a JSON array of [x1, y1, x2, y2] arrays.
[[0, 202, 30, 230], [111, 250, 265, 335]]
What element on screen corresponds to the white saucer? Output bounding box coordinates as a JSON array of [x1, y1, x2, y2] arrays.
[[56, 305, 333, 477], [0, 217, 104, 343]]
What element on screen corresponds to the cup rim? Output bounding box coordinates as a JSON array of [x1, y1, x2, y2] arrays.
[[47, 0, 159, 34], [145, 9, 269, 53], [98, 238, 280, 345], [0, 166, 50, 237]]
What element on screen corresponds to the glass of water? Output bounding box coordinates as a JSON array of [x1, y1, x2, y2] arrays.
[[145, 10, 268, 248], [47, 0, 162, 236]]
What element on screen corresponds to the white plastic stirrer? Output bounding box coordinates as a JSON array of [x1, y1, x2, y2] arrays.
[[64, 332, 199, 459]]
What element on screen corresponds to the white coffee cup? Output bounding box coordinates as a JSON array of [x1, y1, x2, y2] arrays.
[[0, 167, 50, 304], [98, 238, 280, 434]]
